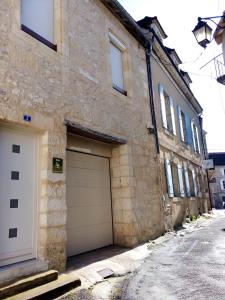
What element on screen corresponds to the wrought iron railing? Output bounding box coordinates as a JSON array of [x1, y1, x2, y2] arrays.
[[214, 53, 225, 85]]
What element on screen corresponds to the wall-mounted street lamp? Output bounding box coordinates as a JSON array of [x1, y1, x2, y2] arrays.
[[192, 16, 225, 48]]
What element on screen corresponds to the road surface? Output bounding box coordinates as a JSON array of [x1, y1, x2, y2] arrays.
[[121, 217, 225, 300]]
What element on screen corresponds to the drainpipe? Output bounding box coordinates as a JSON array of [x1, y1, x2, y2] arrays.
[[199, 115, 212, 211], [145, 32, 160, 154]]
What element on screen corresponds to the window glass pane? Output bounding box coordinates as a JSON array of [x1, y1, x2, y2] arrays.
[[181, 111, 187, 143], [110, 42, 124, 90], [165, 160, 174, 197], [171, 163, 179, 196], [164, 94, 173, 132], [21, 0, 54, 43]]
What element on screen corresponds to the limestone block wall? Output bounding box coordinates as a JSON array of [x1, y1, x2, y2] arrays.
[[0, 0, 163, 271]]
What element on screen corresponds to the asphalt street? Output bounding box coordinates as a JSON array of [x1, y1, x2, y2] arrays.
[[121, 217, 225, 300]]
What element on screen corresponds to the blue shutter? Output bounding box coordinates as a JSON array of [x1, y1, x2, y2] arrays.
[[185, 113, 193, 146]]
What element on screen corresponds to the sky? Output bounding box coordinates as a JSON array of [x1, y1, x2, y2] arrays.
[[118, 0, 225, 153]]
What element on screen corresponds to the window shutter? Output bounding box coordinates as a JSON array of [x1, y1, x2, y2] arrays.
[[110, 42, 124, 90], [177, 106, 184, 141], [21, 0, 54, 43], [169, 97, 176, 135], [185, 113, 193, 146], [192, 170, 198, 196], [177, 165, 185, 197], [158, 84, 167, 129], [195, 126, 201, 153], [184, 167, 191, 197], [165, 160, 174, 197]]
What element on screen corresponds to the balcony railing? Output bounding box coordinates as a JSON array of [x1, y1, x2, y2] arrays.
[[214, 53, 225, 85]]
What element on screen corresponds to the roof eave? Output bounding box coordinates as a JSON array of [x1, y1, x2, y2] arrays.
[[100, 0, 147, 47]]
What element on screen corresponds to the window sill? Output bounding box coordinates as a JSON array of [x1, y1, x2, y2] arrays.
[[21, 24, 57, 51], [113, 85, 127, 96], [164, 128, 175, 139], [172, 197, 183, 203]]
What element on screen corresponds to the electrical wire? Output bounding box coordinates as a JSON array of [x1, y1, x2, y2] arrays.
[[180, 50, 205, 66], [152, 55, 218, 80]]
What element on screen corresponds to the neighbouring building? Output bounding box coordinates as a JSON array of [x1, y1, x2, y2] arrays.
[[138, 17, 210, 230], [213, 11, 225, 85], [214, 11, 225, 62], [0, 0, 209, 285], [208, 153, 225, 209]]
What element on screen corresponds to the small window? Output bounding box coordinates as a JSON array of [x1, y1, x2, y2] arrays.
[[188, 169, 195, 197], [184, 166, 191, 197], [109, 33, 127, 96], [171, 163, 179, 197], [21, 0, 57, 50], [165, 160, 174, 198], [158, 85, 176, 135], [191, 122, 201, 153], [181, 111, 188, 142], [177, 165, 185, 197], [178, 107, 191, 144], [164, 94, 173, 133]]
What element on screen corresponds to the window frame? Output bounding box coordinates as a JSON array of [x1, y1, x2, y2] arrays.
[[109, 32, 127, 96], [158, 84, 176, 135], [191, 121, 201, 154], [165, 159, 174, 198], [177, 165, 185, 197], [20, 0, 57, 51]]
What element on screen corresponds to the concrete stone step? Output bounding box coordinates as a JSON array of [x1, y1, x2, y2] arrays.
[[7, 274, 81, 300], [0, 270, 58, 299]]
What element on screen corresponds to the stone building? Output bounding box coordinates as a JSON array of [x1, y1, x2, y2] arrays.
[[138, 17, 210, 230], [0, 0, 164, 284], [0, 0, 209, 285], [208, 153, 225, 209]]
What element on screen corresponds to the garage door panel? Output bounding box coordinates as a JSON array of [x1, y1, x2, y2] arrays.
[[67, 167, 110, 188], [67, 187, 111, 207], [67, 224, 113, 256], [67, 152, 109, 171], [67, 205, 112, 228], [66, 150, 113, 257]]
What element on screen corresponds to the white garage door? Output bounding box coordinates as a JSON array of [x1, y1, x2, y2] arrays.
[[66, 150, 113, 257], [0, 128, 37, 267]]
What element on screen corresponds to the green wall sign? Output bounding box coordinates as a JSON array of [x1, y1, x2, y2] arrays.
[[52, 157, 63, 173]]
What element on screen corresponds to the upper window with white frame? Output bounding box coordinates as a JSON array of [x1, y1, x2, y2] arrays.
[[191, 122, 201, 153], [109, 33, 127, 96], [158, 84, 176, 135], [21, 0, 57, 50]]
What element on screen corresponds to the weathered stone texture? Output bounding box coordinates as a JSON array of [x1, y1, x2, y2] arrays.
[[0, 0, 163, 272]]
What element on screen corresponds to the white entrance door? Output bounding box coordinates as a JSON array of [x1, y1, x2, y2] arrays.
[[0, 128, 37, 267], [66, 151, 113, 257]]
